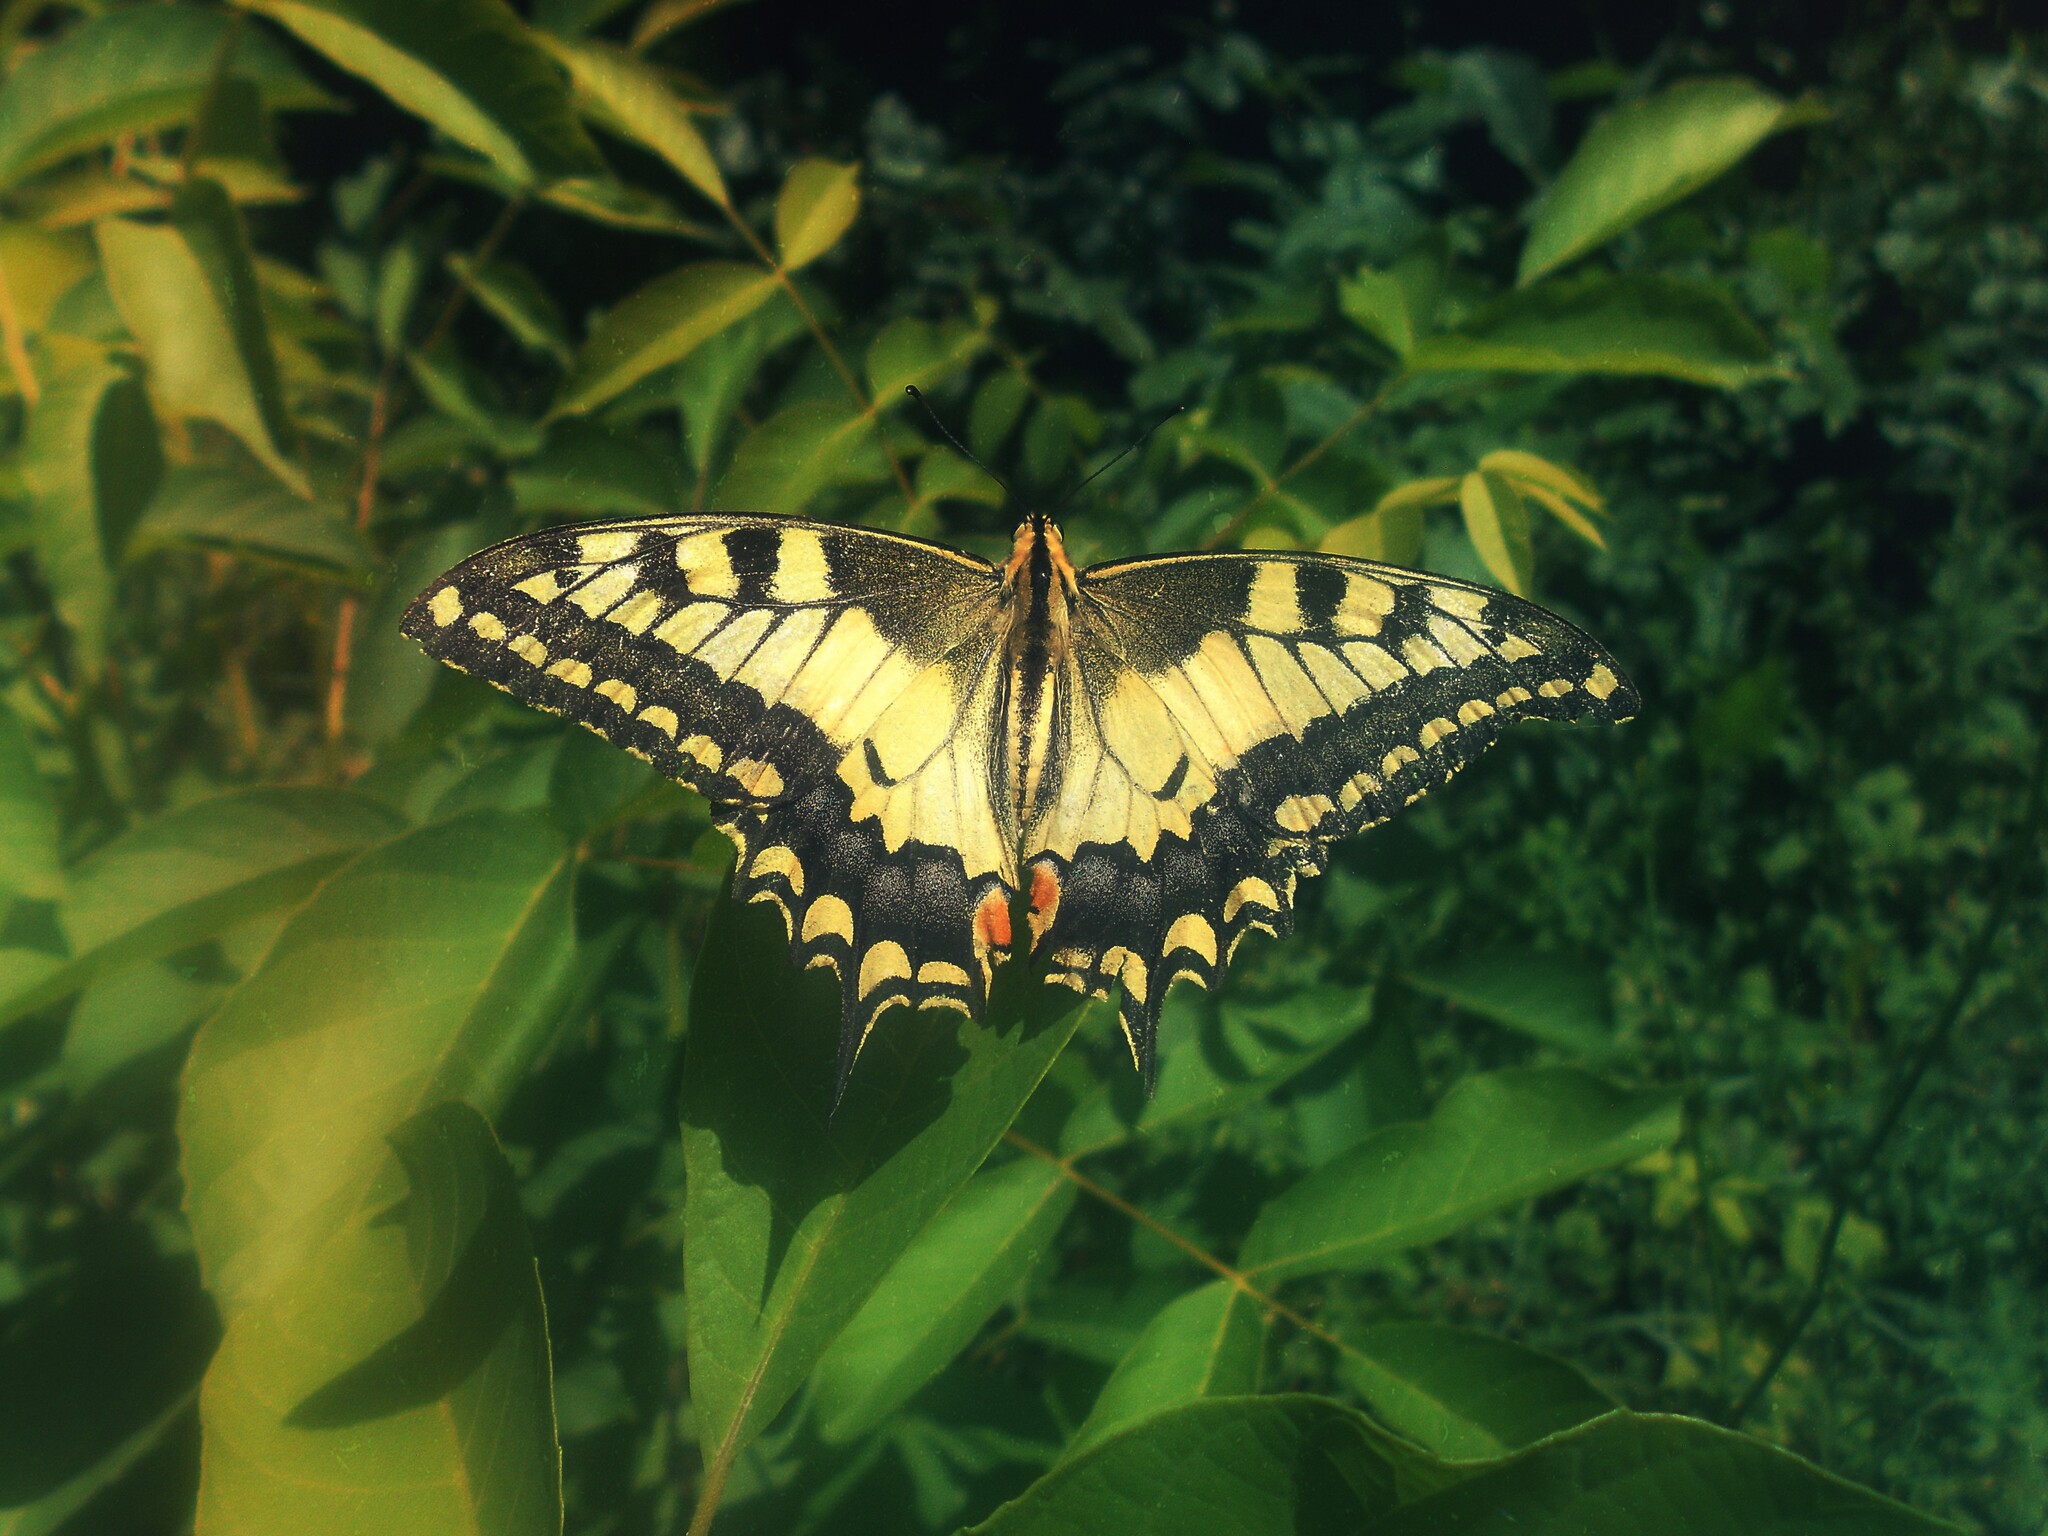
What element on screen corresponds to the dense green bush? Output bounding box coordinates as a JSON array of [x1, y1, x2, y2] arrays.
[[0, 4, 2039, 1533]]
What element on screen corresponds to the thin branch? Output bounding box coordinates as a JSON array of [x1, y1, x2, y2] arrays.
[[1727, 724, 2048, 1426]]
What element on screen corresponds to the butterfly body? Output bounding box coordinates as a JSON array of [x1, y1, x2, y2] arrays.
[[403, 510, 1637, 1089]]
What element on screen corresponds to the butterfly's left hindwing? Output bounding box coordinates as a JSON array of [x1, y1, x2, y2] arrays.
[[401, 514, 1011, 1079], [1033, 551, 1639, 1076]]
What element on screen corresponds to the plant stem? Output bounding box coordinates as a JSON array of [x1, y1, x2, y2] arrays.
[[1726, 724, 2048, 1426]]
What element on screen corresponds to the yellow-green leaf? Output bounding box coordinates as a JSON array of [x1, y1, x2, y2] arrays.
[[555, 260, 776, 416], [1337, 265, 1413, 356], [1459, 470, 1534, 595], [775, 157, 859, 272], [542, 35, 727, 207]]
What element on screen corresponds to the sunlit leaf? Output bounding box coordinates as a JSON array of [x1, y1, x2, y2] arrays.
[[0, 699, 62, 903], [813, 1156, 1075, 1443], [555, 260, 777, 416], [1064, 1282, 1266, 1457], [1338, 265, 1413, 356], [240, 0, 603, 187], [1457, 469, 1533, 595], [130, 465, 374, 578], [1238, 1068, 1681, 1282], [866, 313, 985, 401], [1408, 274, 1780, 389], [712, 399, 881, 511], [60, 956, 225, 1098], [1520, 78, 1823, 285], [682, 897, 1088, 1475], [0, 227, 93, 358], [97, 178, 307, 493], [542, 35, 727, 207], [1479, 447, 1606, 548], [914, 444, 1006, 511], [774, 157, 859, 272], [0, 9, 335, 190], [1337, 1322, 1615, 1460]]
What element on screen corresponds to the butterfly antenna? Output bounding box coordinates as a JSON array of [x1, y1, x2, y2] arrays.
[[1050, 404, 1185, 515], [905, 385, 1011, 503]]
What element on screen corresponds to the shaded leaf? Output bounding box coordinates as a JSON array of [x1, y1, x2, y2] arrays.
[[60, 957, 224, 1098], [0, 9, 335, 190], [130, 465, 374, 577], [543, 35, 727, 206], [682, 897, 1089, 1472], [1338, 265, 1413, 356], [1408, 273, 1781, 389], [1338, 1322, 1615, 1460], [242, 0, 602, 187], [866, 313, 985, 402], [1065, 1281, 1266, 1457], [813, 1156, 1075, 1444], [447, 253, 572, 363], [671, 289, 805, 474], [343, 523, 481, 749], [713, 398, 881, 511], [509, 417, 682, 518], [1457, 469, 1533, 595], [775, 157, 860, 272], [1238, 1068, 1681, 1282], [1520, 78, 1821, 285], [1402, 949, 1615, 1057], [555, 260, 777, 416], [0, 700, 62, 903], [98, 179, 306, 493]]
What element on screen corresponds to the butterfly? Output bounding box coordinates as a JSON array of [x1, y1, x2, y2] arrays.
[[403, 508, 1637, 1091]]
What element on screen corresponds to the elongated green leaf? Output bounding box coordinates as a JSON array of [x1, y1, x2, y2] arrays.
[[555, 260, 777, 416], [671, 292, 804, 474], [508, 418, 681, 518], [542, 35, 727, 206], [0, 226, 94, 344], [18, 337, 162, 677], [1065, 1282, 1266, 1457], [970, 1396, 1404, 1535], [130, 465, 374, 577], [712, 398, 881, 511], [0, 701, 61, 902], [241, 0, 602, 187], [1338, 265, 1413, 356], [238, 1104, 561, 1536], [1060, 985, 1375, 1157], [0, 9, 335, 190], [1407, 274, 1780, 389], [1364, 1412, 1951, 1535], [0, 787, 404, 1028], [446, 254, 571, 363], [98, 179, 307, 493], [1338, 1323, 1614, 1461], [1458, 469, 1533, 595], [865, 313, 985, 401], [1520, 78, 1819, 285], [682, 897, 1088, 1474], [813, 1156, 1075, 1443], [1402, 949, 1615, 1057], [1238, 1068, 1681, 1282], [182, 818, 575, 1526], [775, 157, 859, 272]]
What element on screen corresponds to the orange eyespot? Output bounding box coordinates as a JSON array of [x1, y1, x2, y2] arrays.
[[974, 887, 1013, 951]]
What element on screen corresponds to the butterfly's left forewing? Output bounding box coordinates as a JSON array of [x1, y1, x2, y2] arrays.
[[1036, 549, 1639, 1079]]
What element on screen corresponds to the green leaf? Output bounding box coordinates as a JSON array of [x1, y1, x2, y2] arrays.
[[180, 816, 575, 1530], [1338, 265, 1413, 356], [969, 1396, 1404, 1535], [713, 399, 881, 511], [509, 417, 682, 518], [671, 291, 805, 474], [1401, 950, 1615, 1057], [1060, 985, 1375, 1157], [245, 1104, 561, 1534], [1364, 1411, 1953, 1535], [60, 956, 224, 1098], [812, 1156, 1075, 1444], [0, 9, 336, 191], [0, 787, 404, 1028], [241, 0, 603, 187], [541, 35, 727, 207], [555, 260, 778, 416], [0, 700, 62, 903], [914, 444, 1006, 511], [1337, 1323, 1615, 1460], [1457, 469, 1533, 595], [774, 157, 860, 272], [130, 465, 374, 577], [1409, 273, 1780, 390], [1237, 1068, 1681, 1282], [865, 313, 986, 402], [1065, 1281, 1266, 1457], [343, 523, 481, 749], [18, 338, 162, 676], [407, 340, 544, 456], [1520, 78, 1820, 285], [446, 254, 572, 363], [682, 897, 1089, 1474], [98, 179, 307, 493], [967, 369, 1029, 460]]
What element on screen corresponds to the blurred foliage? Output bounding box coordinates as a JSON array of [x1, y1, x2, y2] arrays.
[[0, 2, 2041, 1534]]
